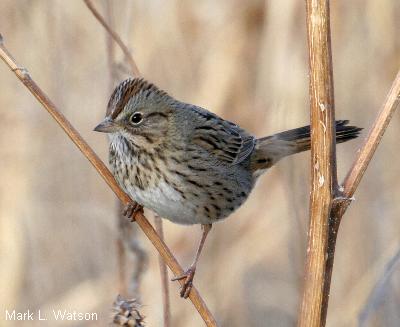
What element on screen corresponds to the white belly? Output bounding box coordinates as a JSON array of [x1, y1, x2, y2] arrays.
[[125, 181, 196, 225]]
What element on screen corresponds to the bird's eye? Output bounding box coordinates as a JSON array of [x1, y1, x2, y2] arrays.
[[130, 112, 143, 125]]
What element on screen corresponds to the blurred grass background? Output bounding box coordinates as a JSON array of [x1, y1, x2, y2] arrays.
[[0, 0, 399, 326]]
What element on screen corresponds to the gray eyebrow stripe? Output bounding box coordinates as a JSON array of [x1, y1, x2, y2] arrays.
[[146, 112, 168, 119]]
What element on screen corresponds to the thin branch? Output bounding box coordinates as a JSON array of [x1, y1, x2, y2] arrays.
[[154, 215, 171, 327], [300, 69, 400, 327], [327, 69, 400, 323], [298, 1, 337, 326], [339, 70, 400, 210], [299, 1, 400, 325], [83, 0, 140, 77], [298, 3, 400, 324], [0, 35, 217, 327]]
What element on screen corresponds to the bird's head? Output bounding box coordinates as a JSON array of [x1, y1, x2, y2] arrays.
[[94, 78, 173, 148]]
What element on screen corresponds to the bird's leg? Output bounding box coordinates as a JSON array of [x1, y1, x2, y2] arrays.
[[172, 223, 212, 298], [122, 202, 143, 222]]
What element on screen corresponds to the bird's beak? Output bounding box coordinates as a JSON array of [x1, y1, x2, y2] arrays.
[[93, 117, 118, 133]]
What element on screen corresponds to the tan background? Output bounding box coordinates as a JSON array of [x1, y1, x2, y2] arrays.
[[0, 0, 399, 326]]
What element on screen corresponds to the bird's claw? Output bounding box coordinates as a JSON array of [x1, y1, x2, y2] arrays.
[[123, 202, 142, 221], [171, 267, 196, 299]]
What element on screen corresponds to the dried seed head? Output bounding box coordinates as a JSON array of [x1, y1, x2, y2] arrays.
[[112, 295, 145, 326]]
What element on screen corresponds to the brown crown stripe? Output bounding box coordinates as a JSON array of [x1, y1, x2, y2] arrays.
[[108, 78, 167, 119]]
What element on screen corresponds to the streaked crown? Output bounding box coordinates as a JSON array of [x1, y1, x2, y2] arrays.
[[107, 77, 169, 118]]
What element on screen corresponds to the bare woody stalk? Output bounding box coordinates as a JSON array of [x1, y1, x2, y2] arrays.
[[87, 1, 171, 323], [324, 69, 400, 317], [338, 70, 400, 211], [299, 1, 400, 326], [0, 35, 217, 327], [298, 1, 337, 326]]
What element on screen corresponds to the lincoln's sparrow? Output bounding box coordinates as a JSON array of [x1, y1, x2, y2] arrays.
[[95, 78, 361, 298]]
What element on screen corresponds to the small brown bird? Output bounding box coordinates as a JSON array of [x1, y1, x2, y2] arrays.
[[94, 78, 361, 298]]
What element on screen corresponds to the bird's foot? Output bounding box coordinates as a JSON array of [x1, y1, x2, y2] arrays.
[[171, 266, 196, 299], [123, 202, 143, 222]]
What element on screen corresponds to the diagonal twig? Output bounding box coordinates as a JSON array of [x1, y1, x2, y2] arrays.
[[325, 69, 400, 323], [0, 34, 217, 327], [83, 0, 140, 77], [338, 69, 400, 211]]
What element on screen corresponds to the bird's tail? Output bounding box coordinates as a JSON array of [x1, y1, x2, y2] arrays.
[[250, 120, 362, 173]]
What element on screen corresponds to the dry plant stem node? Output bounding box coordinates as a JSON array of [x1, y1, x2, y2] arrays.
[[0, 34, 218, 327], [299, 1, 337, 326], [299, 1, 400, 326]]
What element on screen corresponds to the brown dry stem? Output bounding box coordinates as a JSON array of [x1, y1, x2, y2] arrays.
[[0, 35, 217, 327], [299, 1, 337, 326], [338, 69, 400, 211], [326, 68, 400, 320], [299, 1, 400, 326]]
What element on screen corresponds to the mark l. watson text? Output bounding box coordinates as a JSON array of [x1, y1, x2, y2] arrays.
[[5, 309, 98, 321]]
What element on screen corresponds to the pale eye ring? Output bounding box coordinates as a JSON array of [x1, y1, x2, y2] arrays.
[[130, 112, 143, 125]]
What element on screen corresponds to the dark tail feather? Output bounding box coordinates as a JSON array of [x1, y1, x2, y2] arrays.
[[274, 120, 362, 152], [251, 120, 362, 172]]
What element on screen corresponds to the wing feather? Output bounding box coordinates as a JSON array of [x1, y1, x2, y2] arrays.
[[190, 107, 255, 165]]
